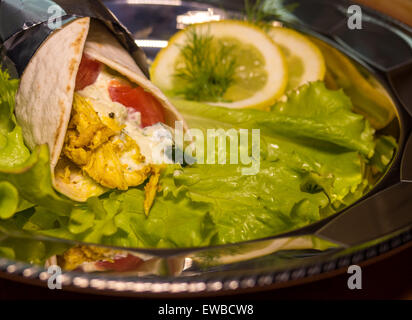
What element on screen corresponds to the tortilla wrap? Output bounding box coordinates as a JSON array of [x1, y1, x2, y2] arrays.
[[15, 18, 187, 202]]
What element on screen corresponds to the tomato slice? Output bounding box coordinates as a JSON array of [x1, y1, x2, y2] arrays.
[[109, 80, 165, 128], [95, 254, 144, 272], [75, 54, 102, 91]]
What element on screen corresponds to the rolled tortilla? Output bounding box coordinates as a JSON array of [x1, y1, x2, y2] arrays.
[[15, 18, 187, 202]]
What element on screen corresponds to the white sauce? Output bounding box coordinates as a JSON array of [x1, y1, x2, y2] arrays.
[[77, 69, 129, 124], [77, 67, 174, 165], [125, 123, 175, 164]]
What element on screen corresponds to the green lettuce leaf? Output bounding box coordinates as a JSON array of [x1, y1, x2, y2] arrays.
[[0, 145, 73, 216], [161, 163, 329, 244], [173, 82, 375, 158], [26, 188, 216, 249], [0, 181, 19, 219], [157, 82, 378, 244], [0, 70, 30, 169], [0, 71, 395, 251], [0, 69, 32, 218], [0, 70, 73, 219], [0, 212, 70, 265], [171, 82, 374, 206], [270, 81, 375, 157], [369, 135, 397, 174]]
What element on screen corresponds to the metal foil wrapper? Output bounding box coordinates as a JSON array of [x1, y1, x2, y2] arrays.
[[0, 0, 149, 78]]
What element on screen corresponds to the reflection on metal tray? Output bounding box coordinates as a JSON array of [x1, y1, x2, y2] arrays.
[[0, 0, 411, 296]]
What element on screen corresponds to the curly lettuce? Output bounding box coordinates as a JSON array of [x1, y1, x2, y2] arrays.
[[0, 70, 72, 218], [0, 70, 30, 168], [0, 70, 397, 250]]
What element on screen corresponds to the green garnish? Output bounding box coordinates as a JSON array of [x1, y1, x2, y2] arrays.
[[173, 29, 238, 102], [245, 0, 270, 27], [245, 0, 298, 29]]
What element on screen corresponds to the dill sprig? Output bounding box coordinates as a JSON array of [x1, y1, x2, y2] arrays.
[[245, 0, 298, 30], [245, 0, 269, 26], [173, 29, 238, 102]]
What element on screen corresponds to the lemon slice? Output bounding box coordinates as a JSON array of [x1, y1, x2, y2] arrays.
[[267, 27, 326, 92], [151, 20, 288, 109]]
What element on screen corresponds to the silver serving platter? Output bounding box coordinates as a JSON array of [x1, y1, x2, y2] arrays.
[[0, 0, 411, 297]]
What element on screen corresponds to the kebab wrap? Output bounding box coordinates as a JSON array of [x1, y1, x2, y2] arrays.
[[14, 17, 187, 213]]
